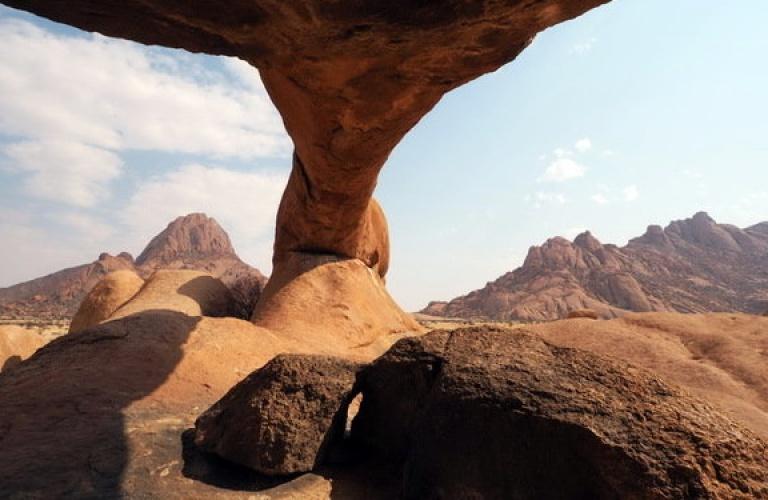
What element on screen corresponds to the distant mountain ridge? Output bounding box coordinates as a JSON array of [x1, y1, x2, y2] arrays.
[[422, 212, 768, 321], [0, 214, 267, 319]]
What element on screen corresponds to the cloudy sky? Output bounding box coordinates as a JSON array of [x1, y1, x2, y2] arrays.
[[1, 1, 767, 310]]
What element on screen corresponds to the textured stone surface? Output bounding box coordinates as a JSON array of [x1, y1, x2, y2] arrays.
[[353, 327, 768, 499], [531, 313, 768, 439], [195, 354, 359, 475], [0, 300, 397, 498], [69, 269, 145, 333], [566, 308, 599, 319], [252, 252, 423, 349], [425, 212, 768, 320], [0, 325, 47, 373]]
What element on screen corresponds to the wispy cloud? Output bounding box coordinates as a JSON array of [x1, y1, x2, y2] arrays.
[[538, 138, 596, 182], [539, 158, 586, 183], [569, 37, 598, 55], [623, 185, 639, 202], [574, 138, 592, 153], [590, 185, 640, 205], [525, 191, 568, 209], [2, 140, 122, 206], [0, 16, 290, 208]]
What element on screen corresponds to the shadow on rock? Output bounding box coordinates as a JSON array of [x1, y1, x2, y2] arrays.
[[0, 310, 200, 498], [181, 428, 293, 492], [0, 355, 22, 374]]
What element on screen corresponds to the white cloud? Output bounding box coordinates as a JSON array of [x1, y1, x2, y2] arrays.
[[574, 138, 592, 153], [539, 157, 586, 183], [623, 185, 640, 202], [0, 18, 288, 159], [2, 140, 122, 206], [590, 185, 640, 205], [121, 164, 289, 270], [591, 193, 609, 205], [0, 17, 290, 208], [526, 191, 567, 209], [569, 37, 597, 55]]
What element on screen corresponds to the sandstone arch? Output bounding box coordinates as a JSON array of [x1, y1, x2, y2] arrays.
[[3, 0, 610, 331]]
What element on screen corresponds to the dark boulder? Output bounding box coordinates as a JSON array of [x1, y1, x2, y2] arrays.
[[352, 327, 768, 499], [194, 354, 360, 475]]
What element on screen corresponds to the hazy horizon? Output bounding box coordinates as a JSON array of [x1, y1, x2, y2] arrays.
[[1, 0, 767, 310]]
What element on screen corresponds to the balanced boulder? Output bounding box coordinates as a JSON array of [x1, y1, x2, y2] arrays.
[[353, 327, 768, 499], [194, 354, 360, 475], [69, 270, 145, 333]]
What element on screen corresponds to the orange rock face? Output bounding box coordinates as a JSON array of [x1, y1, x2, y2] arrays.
[[3, 0, 609, 276]]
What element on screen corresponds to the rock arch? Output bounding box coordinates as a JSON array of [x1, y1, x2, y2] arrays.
[[3, 0, 610, 334]]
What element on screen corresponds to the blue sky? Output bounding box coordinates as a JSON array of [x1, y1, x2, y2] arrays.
[[1, 1, 767, 310]]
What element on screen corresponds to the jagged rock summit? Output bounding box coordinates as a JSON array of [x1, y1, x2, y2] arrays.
[[0, 214, 267, 320], [136, 213, 238, 268], [424, 212, 768, 320]]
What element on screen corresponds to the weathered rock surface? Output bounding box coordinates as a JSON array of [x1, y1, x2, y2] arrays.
[[195, 354, 360, 475], [0, 269, 399, 498], [252, 252, 424, 349], [0, 324, 47, 373], [566, 308, 599, 319], [531, 312, 768, 439], [353, 327, 768, 499], [111, 270, 238, 319], [0, 213, 267, 320], [69, 269, 145, 333], [136, 213, 238, 268], [424, 212, 768, 321]]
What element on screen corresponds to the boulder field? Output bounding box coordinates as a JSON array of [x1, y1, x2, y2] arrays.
[[190, 327, 768, 498], [1, 270, 767, 497]]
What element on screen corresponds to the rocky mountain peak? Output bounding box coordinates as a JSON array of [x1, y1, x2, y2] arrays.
[[135, 213, 237, 267], [631, 224, 673, 248], [573, 231, 602, 253], [424, 212, 768, 321], [665, 211, 742, 252]]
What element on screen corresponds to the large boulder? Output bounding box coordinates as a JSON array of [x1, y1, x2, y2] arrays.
[[111, 269, 238, 319], [353, 327, 768, 499], [69, 269, 145, 333], [194, 354, 360, 475], [0, 325, 47, 373], [252, 252, 424, 350]]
